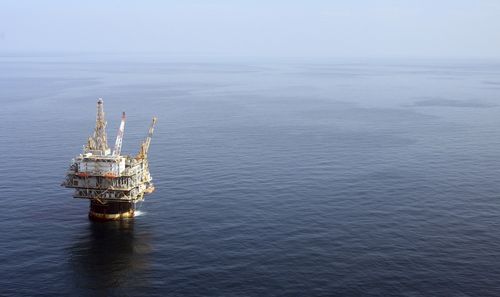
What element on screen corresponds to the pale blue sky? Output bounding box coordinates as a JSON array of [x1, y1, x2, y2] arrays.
[[1, 0, 499, 58]]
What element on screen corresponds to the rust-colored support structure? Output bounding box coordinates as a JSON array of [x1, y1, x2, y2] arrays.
[[89, 200, 135, 221]]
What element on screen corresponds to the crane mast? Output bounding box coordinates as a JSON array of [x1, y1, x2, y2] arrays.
[[137, 117, 157, 159], [112, 112, 126, 156]]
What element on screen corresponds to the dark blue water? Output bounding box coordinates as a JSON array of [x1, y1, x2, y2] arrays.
[[2, 54, 500, 296]]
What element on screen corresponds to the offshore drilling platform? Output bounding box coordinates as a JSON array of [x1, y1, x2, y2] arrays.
[[62, 98, 157, 220]]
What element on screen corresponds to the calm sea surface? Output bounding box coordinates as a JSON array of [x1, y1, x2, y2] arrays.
[[2, 54, 500, 296]]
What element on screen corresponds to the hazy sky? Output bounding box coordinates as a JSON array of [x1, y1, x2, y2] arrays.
[[1, 0, 500, 58]]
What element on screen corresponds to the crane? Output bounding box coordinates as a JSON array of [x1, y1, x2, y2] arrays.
[[136, 117, 157, 159], [112, 112, 126, 156]]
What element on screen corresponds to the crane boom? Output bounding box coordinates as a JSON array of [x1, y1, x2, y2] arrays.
[[112, 112, 126, 156], [136, 117, 157, 159]]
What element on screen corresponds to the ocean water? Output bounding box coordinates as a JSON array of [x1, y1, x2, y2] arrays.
[[2, 54, 500, 296]]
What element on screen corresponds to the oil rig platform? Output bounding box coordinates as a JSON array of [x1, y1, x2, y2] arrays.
[[62, 98, 157, 220]]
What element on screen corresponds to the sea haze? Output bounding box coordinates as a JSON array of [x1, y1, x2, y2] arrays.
[[1, 55, 500, 296]]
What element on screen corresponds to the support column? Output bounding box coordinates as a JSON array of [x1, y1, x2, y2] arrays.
[[89, 200, 135, 221]]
